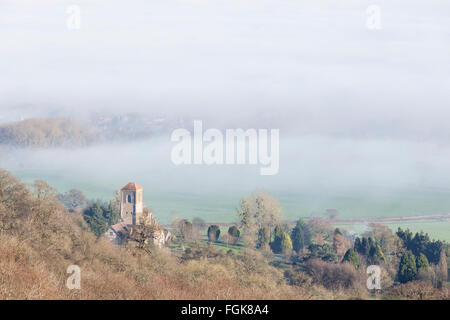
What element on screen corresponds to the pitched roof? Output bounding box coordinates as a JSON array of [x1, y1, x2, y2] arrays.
[[121, 182, 143, 191], [111, 222, 130, 234]]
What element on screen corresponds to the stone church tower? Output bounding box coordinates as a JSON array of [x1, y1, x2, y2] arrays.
[[120, 182, 144, 225], [107, 182, 170, 247]]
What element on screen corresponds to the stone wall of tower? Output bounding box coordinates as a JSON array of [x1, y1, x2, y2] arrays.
[[120, 189, 143, 225], [133, 189, 143, 224]]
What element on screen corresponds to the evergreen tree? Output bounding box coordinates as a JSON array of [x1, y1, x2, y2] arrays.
[[83, 201, 116, 237], [354, 237, 362, 254], [369, 244, 385, 264], [299, 219, 312, 247], [103, 202, 120, 226], [425, 240, 445, 265], [308, 243, 338, 262], [270, 225, 283, 253], [398, 251, 417, 283], [227, 226, 240, 244], [367, 237, 375, 252], [415, 253, 429, 271], [342, 248, 359, 268], [396, 228, 443, 264], [207, 225, 221, 242], [361, 237, 371, 256], [178, 219, 193, 241], [291, 220, 305, 253], [280, 232, 293, 253], [396, 228, 413, 248], [271, 225, 292, 254], [407, 232, 430, 258]]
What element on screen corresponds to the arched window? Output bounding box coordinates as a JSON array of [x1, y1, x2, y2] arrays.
[[128, 194, 132, 203]]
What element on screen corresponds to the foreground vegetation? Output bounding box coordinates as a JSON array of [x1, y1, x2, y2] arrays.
[[0, 170, 448, 299], [0, 170, 312, 299]]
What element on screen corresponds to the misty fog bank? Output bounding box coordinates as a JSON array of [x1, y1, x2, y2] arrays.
[[1, 0, 450, 143], [3, 134, 450, 223]]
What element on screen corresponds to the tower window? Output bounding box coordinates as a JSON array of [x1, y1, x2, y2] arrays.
[[128, 194, 132, 203]]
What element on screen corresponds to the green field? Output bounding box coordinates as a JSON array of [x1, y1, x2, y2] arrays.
[[7, 169, 450, 242], [335, 220, 450, 242], [380, 220, 450, 242]]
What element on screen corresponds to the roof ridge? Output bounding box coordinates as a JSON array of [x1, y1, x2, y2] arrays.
[[121, 182, 143, 190]]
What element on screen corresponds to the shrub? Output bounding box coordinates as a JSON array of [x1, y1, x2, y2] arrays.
[[305, 259, 363, 291], [228, 226, 240, 244], [178, 219, 193, 241], [386, 281, 446, 300], [207, 225, 220, 242], [271, 226, 293, 254], [308, 243, 337, 263], [284, 269, 313, 287]]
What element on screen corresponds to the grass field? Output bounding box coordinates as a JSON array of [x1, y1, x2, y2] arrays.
[[335, 220, 450, 242], [380, 220, 450, 242], [7, 169, 450, 242]]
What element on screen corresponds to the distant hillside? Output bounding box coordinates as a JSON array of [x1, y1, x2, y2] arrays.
[[89, 112, 183, 141], [0, 118, 97, 148]]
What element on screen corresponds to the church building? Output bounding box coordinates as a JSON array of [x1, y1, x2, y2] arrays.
[[106, 182, 170, 247], [120, 182, 144, 225]]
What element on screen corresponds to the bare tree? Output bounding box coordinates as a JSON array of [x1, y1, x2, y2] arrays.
[[437, 249, 448, 283], [333, 232, 349, 261], [178, 219, 193, 242], [237, 191, 283, 247]]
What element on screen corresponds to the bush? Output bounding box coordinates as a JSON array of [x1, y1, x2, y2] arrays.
[[178, 219, 193, 241], [270, 225, 293, 254], [284, 269, 313, 287], [308, 243, 338, 263], [228, 226, 240, 244], [207, 225, 221, 242], [386, 281, 446, 300], [305, 259, 363, 291]]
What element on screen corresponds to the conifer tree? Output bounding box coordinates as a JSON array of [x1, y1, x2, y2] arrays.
[[398, 251, 417, 283], [416, 253, 429, 271], [342, 248, 359, 268], [291, 220, 305, 253]]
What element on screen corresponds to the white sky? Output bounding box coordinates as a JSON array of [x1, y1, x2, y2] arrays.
[[1, 0, 449, 140]]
